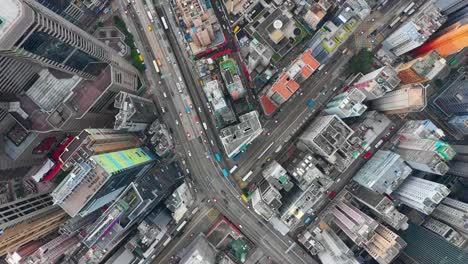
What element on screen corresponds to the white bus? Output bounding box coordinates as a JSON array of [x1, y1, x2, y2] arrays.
[[403, 2, 415, 14], [161, 16, 168, 30], [176, 220, 187, 232], [242, 170, 253, 182], [229, 165, 238, 174], [147, 11, 154, 23], [389, 16, 401, 28], [152, 59, 160, 73]]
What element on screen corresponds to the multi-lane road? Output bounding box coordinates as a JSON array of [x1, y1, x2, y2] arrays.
[[120, 0, 410, 263]]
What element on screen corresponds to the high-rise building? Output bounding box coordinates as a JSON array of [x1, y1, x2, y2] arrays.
[[113, 92, 158, 132], [432, 72, 467, 116], [395, 137, 455, 175], [391, 176, 450, 214], [366, 224, 407, 264], [397, 119, 446, 140], [298, 115, 357, 171], [262, 160, 294, 191], [300, 227, 360, 264], [0, 0, 138, 79], [36, 0, 104, 28], [0, 209, 68, 256], [351, 66, 401, 100], [381, 2, 445, 57], [422, 217, 466, 248], [251, 181, 282, 221], [348, 185, 409, 230], [0, 192, 55, 233], [324, 88, 367, 118], [448, 115, 468, 135], [331, 201, 379, 247], [10, 233, 80, 264], [413, 17, 468, 56], [431, 197, 468, 236], [396, 148, 450, 175], [352, 150, 412, 195], [396, 50, 446, 84], [52, 147, 156, 217], [178, 235, 217, 264], [59, 129, 143, 171], [332, 201, 406, 264], [369, 84, 427, 114]]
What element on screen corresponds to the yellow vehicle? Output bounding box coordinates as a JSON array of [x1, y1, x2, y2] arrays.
[[148, 25, 153, 31], [233, 25, 240, 33], [241, 194, 249, 202], [138, 54, 144, 62]]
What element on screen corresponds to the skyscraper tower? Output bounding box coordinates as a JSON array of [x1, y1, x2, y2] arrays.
[[431, 197, 468, 237], [369, 84, 427, 114], [52, 147, 156, 217], [0, 206, 68, 256]]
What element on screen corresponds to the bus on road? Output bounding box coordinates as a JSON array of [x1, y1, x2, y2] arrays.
[[229, 165, 238, 174], [214, 153, 221, 162], [161, 16, 168, 30], [242, 170, 253, 182]]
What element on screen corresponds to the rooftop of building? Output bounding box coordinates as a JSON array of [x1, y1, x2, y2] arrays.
[[219, 111, 262, 157]]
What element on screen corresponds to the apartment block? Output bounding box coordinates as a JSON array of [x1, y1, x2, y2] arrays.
[[114, 92, 157, 132], [324, 88, 367, 118], [369, 84, 427, 114], [422, 217, 466, 248], [348, 185, 409, 230], [396, 50, 446, 84], [391, 177, 450, 214], [352, 66, 401, 100], [432, 197, 468, 236], [251, 181, 282, 221]]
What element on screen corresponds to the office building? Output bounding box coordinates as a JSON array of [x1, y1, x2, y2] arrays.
[[400, 223, 468, 264], [396, 50, 446, 84], [396, 148, 450, 175], [432, 72, 467, 116], [59, 129, 142, 171], [0, 0, 139, 80], [175, 0, 222, 55], [262, 160, 294, 191], [413, 17, 468, 56], [0, 192, 55, 233], [448, 160, 468, 178], [299, 115, 354, 161], [264, 50, 320, 107], [251, 181, 282, 221], [52, 147, 156, 217], [397, 119, 445, 140], [352, 150, 412, 195], [298, 227, 359, 264], [348, 185, 409, 230], [178, 235, 217, 264], [381, 2, 445, 57], [114, 92, 157, 132], [10, 233, 80, 264], [247, 38, 273, 73], [397, 138, 456, 161], [432, 197, 468, 236], [0, 209, 68, 256], [332, 201, 379, 246], [422, 217, 466, 248], [219, 111, 262, 158], [324, 88, 367, 118], [36, 0, 103, 28], [219, 57, 246, 100], [278, 179, 331, 230], [448, 115, 468, 135], [366, 224, 407, 264], [59, 211, 100, 236], [352, 66, 401, 100], [285, 150, 332, 191], [391, 176, 450, 214], [369, 84, 427, 114], [165, 182, 194, 223], [202, 80, 236, 127]]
